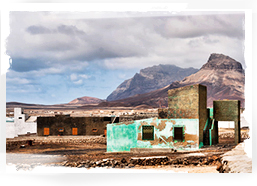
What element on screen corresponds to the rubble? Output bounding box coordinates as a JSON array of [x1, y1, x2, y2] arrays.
[[219, 131, 249, 139], [62, 154, 222, 169]]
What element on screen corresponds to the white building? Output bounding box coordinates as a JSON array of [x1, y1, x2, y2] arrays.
[[6, 108, 37, 138]]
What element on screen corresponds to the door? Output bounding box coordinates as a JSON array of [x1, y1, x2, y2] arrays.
[[72, 128, 78, 135], [44, 128, 49, 135]]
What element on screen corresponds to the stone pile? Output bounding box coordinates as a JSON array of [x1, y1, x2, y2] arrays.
[[62, 155, 221, 169], [34, 137, 106, 145], [6, 136, 106, 149], [219, 132, 250, 139], [6, 140, 30, 149]]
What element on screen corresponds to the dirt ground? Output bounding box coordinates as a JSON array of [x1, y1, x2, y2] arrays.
[[6, 128, 250, 173]]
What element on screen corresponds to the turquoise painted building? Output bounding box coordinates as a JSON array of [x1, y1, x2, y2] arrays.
[[107, 84, 210, 152], [107, 117, 200, 152]]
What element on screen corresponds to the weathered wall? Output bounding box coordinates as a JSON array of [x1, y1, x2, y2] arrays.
[[37, 115, 115, 136], [107, 121, 137, 152], [167, 84, 200, 119], [119, 114, 158, 122], [107, 118, 199, 152], [158, 84, 208, 147], [198, 85, 208, 147], [213, 100, 240, 121], [213, 100, 241, 144]]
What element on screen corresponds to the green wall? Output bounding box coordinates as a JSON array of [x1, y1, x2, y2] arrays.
[[107, 118, 199, 152]]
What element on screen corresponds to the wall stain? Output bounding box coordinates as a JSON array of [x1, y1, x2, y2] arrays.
[[157, 120, 167, 131], [149, 134, 161, 145], [137, 133, 142, 140]]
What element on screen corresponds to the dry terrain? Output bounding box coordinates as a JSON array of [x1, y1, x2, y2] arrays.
[[6, 128, 250, 173]]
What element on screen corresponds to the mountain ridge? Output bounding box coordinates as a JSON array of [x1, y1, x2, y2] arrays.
[[99, 53, 245, 108], [107, 64, 198, 101]]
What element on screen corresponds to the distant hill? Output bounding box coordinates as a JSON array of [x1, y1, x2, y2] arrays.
[[6, 102, 43, 107], [68, 96, 104, 105], [106, 64, 198, 101], [98, 53, 245, 108]]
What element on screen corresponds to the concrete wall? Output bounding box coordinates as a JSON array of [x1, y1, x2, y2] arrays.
[[6, 122, 15, 138], [198, 85, 208, 147], [213, 100, 241, 144], [158, 84, 208, 147], [37, 115, 117, 136], [107, 117, 199, 152]]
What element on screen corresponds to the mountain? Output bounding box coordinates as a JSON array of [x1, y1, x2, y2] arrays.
[[106, 64, 198, 101], [68, 96, 103, 105], [99, 53, 245, 108], [6, 102, 43, 107]]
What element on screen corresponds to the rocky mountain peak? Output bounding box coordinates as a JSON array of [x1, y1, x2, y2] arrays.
[[106, 64, 198, 101], [200, 53, 244, 73]]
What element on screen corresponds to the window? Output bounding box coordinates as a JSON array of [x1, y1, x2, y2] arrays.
[[18, 117, 22, 119], [104, 117, 111, 121], [44, 128, 49, 135], [142, 125, 154, 140], [174, 127, 184, 141], [92, 128, 98, 133], [58, 128, 64, 135], [72, 128, 78, 135]]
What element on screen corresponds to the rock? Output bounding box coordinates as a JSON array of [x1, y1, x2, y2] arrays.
[[121, 158, 127, 164], [77, 164, 84, 168], [128, 163, 134, 168], [216, 162, 223, 172]]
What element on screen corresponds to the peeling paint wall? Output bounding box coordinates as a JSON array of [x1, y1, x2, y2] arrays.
[[158, 84, 207, 147], [107, 117, 199, 152]]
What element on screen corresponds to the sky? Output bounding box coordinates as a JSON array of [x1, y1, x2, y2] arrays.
[[5, 11, 245, 105]]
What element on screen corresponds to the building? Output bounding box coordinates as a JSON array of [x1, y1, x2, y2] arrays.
[[6, 108, 37, 138], [37, 115, 119, 136], [107, 84, 241, 152]]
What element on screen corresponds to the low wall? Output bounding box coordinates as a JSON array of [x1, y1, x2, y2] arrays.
[[6, 121, 37, 138], [6, 136, 106, 150], [6, 122, 16, 138]]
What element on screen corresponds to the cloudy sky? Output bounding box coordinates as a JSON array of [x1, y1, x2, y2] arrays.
[[5, 11, 245, 105]]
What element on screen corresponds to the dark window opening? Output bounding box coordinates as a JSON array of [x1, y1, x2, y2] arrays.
[[58, 128, 64, 135], [174, 127, 183, 141], [104, 117, 111, 122], [92, 128, 98, 132], [18, 117, 22, 119], [113, 117, 119, 123], [142, 125, 154, 140]]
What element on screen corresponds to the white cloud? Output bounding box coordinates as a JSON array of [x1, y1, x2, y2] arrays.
[[79, 74, 90, 79], [5, 11, 246, 104], [73, 79, 83, 85], [6, 77, 30, 84], [6, 11, 245, 73], [70, 73, 77, 81]]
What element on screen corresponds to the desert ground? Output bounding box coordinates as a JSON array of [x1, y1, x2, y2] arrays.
[[6, 107, 251, 173], [6, 128, 250, 173]]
